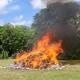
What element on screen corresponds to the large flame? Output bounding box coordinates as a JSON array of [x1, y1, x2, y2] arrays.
[[15, 32, 63, 69]]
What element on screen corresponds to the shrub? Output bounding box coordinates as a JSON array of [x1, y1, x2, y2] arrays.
[[0, 50, 8, 59]]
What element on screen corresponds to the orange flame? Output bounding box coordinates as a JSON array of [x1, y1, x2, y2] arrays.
[[15, 32, 63, 69]]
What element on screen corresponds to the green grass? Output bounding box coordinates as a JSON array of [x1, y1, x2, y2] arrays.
[[0, 59, 80, 80]]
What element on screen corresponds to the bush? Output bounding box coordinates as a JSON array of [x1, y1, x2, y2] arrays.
[[59, 49, 80, 60], [0, 24, 37, 57], [0, 50, 8, 59]]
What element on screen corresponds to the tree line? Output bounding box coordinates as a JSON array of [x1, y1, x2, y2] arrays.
[[0, 23, 37, 59], [0, 1, 80, 59]]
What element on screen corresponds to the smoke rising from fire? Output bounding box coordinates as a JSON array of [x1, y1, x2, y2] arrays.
[[33, 0, 80, 52], [44, 0, 73, 4], [42, 0, 73, 7]]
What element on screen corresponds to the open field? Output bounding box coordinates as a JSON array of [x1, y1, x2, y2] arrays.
[[0, 59, 80, 80]]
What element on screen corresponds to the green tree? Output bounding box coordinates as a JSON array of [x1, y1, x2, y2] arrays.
[[0, 23, 37, 57]]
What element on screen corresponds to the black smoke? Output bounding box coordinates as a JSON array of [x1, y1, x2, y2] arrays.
[[32, 1, 80, 53]]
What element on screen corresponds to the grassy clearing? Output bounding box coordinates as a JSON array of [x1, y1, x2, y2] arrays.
[[0, 59, 80, 80]]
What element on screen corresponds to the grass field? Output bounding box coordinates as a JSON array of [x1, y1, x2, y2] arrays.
[[0, 59, 80, 80]]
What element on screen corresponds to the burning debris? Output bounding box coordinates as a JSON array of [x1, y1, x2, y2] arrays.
[[13, 32, 63, 69]]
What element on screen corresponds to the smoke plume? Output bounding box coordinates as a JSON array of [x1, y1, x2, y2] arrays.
[[33, 0, 80, 52], [43, 0, 73, 6]]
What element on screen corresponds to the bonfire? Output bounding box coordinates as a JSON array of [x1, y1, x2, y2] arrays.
[[14, 32, 63, 69]]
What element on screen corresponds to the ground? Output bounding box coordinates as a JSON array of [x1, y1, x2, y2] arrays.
[[0, 59, 80, 80]]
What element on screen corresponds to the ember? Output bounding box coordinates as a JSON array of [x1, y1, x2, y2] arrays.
[[14, 32, 63, 69]]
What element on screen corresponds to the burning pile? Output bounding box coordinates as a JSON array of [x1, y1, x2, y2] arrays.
[[14, 32, 63, 69]]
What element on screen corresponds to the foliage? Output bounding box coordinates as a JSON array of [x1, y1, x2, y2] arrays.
[[0, 50, 8, 59], [0, 23, 37, 57], [59, 49, 80, 60]]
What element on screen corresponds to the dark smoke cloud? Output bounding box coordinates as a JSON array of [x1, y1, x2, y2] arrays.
[[33, 1, 80, 52], [43, 0, 73, 6]]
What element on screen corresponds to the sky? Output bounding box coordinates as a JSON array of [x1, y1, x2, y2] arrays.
[[0, 0, 79, 26], [0, 0, 42, 26]]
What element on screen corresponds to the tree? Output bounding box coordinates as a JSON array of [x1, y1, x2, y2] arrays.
[[0, 23, 37, 57], [32, 2, 80, 59]]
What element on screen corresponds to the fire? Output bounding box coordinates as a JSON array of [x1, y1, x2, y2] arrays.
[[14, 32, 63, 69]]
